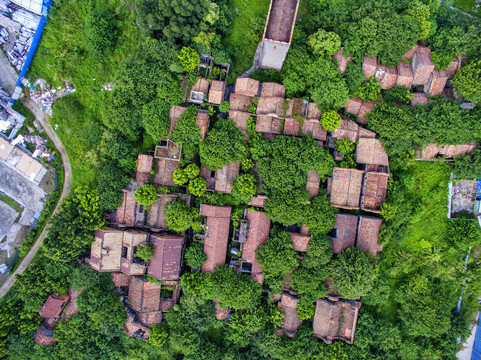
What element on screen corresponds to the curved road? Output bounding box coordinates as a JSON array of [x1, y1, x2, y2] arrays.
[[0, 55, 72, 298]]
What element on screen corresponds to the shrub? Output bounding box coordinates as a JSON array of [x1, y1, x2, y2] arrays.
[[355, 77, 382, 102], [184, 164, 200, 179], [219, 101, 230, 113], [383, 86, 413, 105], [232, 174, 258, 204], [173, 169, 189, 185], [307, 29, 341, 56], [184, 242, 207, 268], [452, 60, 481, 104], [135, 244, 155, 262], [297, 299, 316, 320], [134, 185, 158, 207], [320, 110, 341, 131], [165, 200, 200, 232], [188, 177, 207, 197], [335, 138, 355, 155], [178, 47, 200, 72]]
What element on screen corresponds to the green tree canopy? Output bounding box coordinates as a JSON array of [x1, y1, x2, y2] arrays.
[[331, 247, 376, 299], [454, 148, 481, 179], [142, 98, 171, 142], [165, 200, 200, 232], [184, 242, 207, 269], [320, 110, 342, 132], [135, 184, 158, 207], [199, 119, 247, 170], [256, 228, 299, 291], [231, 174, 258, 204], [452, 60, 481, 104], [188, 177, 207, 197], [178, 47, 200, 72], [307, 29, 341, 56], [171, 105, 201, 162]]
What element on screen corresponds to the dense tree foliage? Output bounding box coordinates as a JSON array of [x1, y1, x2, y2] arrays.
[[199, 119, 247, 170], [42, 187, 105, 264], [454, 148, 481, 179], [165, 200, 200, 232], [231, 174, 258, 204], [84, 9, 119, 55], [331, 248, 376, 299], [256, 228, 299, 291], [171, 105, 202, 162], [134, 184, 158, 207], [184, 242, 206, 269], [320, 110, 341, 131], [452, 60, 481, 104], [307, 29, 341, 56]]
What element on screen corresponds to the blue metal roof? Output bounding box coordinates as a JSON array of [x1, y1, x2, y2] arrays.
[[472, 317, 481, 360]]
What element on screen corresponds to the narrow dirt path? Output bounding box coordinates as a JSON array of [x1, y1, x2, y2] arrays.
[[0, 96, 72, 299]]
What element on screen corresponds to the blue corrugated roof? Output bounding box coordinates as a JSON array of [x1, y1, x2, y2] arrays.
[[472, 317, 481, 360]]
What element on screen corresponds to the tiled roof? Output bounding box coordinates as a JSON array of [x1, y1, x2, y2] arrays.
[[283, 118, 301, 136], [411, 92, 430, 106], [168, 106, 187, 134], [345, 98, 362, 116], [191, 78, 210, 94], [361, 172, 389, 213], [357, 101, 375, 125], [242, 210, 271, 284], [307, 102, 322, 120], [313, 297, 361, 344], [417, 143, 477, 160], [228, 110, 251, 138], [263, 0, 298, 44], [332, 48, 352, 73], [200, 205, 232, 273], [289, 232, 311, 252], [330, 214, 358, 254], [112, 272, 131, 287], [412, 47, 435, 85], [362, 56, 377, 78], [195, 110, 210, 141], [256, 97, 285, 117], [229, 93, 252, 112], [425, 70, 448, 96], [128, 277, 163, 320], [153, 158, 180, 187], [356, 138, 389, 166], [357, 216, 383, 255], [331, 116, 359, 143], [256, 115, 282, 135], [249, 195, 268, 208], [396, 63, 413, 89], [208, 80, 225, 105], [260, 82, 286, 98], [147, 234, 184, 281], [34, 326, 55, 346], [137, 154, 153, 173], [38, 294, 70, 319], [215, 162, 240, 194], [146, 194, 189, 230], [306, 170, 320, 198], [330, 168, 364, 210], [234, 78, 260, 97], [301, 120, 327, 141], [402, 45, 418, 59], [379, 66, 398, 90], [279, 293, 302, 336], [116, 189, 139, 227], [124, 308, 150, 340]]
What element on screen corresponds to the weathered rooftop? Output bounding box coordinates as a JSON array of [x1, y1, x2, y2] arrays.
[[361, 172, 389, 213], [38, 294, 70, 320], [215, 162, 240, 194], [329, 168, 364, 210], [329, 214, 358, 254], [208, 80, 225, 105], [279, 293, 302, 337], [313, 297, 361, 344], [357, 216, 383, 255], [260, 82, 286, 98], [356, 138, 389, 167], [234, 78, 260, 97], [263, 0, 299, 44], [147, 234, 184, 281]]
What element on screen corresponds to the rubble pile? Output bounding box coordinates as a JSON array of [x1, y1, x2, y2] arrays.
[[0, 26, 8, 45], [27, 79, 76, 117]]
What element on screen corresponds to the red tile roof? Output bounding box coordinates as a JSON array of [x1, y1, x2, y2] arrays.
[[283, 118, 301, 136], [208, 80, 225, 105], [357, 101, 375, 125], [361, 172, 389, 213], [411, 92, 430, 106], [402, 45, 418, 59], [261, 82, 286, 98], [153, 158, 180, 187], [412, 47, 435, 85], [362, 56, 377, 78], [380, 66, 398, 90], [345, 98, 362, 116], [195, 110, 210, 141], [425, 70, 448, 96], [357, 216, 383, 255], [332, 48, 352, 73], [356, 138, 389, 166], [34, 326, 55, 346], [215, 162, 240, 194], [249, 195, 268, 208], [229, 93, 252, 112], [331, 116, 359, 143], [200, 205, 232, 273], [330, 168, 364, 210], [301, 120, 327, 141], [289, 232, 311, 252], [330, 214, 358, 254], [306, 170, 320, 198], [396, 63, 413, 89], [228, 110, 250, 137], [279, 293, 302, 336], [256, 97, 285, 117], [307, 102, 322, 120], [124, 308, 151, 340], [112, 272, 131, 287], [38, 294, 70, 319], [147, 234, 184, 281], [256, 115, 283, 135], [235, 78, 260, 97], [242, 210, 271, 283], [116, 189, 139, 227], [417, 143, 477, 160]]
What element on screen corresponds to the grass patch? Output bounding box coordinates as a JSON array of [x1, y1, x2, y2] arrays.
[[224, 0, 270, 80], [402, 161, 451, 252], [0, 194, 24, 214], [454, 0, 481, 16]]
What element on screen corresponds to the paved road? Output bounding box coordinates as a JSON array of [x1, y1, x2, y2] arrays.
[[0, 60, 72, 298], [0, 51, 18, 96]]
